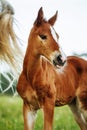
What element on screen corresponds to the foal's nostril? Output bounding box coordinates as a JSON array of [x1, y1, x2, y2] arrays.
[[57, 55, 66, 66], [57, 55, 62, 63]]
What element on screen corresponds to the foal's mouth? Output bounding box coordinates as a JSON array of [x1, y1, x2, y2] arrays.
[[53, 59, 66, 68]]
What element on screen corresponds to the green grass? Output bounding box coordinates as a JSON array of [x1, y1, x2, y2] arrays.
[[0, 95, 80, 130]]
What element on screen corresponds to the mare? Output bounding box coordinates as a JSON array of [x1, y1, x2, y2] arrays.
[[17, 7, 87, 130], [0, 0, 23, 73]]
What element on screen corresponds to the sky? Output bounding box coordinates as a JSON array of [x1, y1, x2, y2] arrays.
[[9, 0, 87, 56]]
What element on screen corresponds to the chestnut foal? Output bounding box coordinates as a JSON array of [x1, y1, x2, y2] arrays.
[[17, 7, 87, 130]]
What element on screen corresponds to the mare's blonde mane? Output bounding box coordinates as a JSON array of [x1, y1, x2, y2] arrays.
[[0, 0, 23, 74]]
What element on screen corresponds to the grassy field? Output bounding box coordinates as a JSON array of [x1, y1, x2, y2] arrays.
[[0, 95, 80, 130]]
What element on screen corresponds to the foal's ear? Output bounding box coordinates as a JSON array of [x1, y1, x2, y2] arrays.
[[48, 11, 58, 26], [34, 7, 44, 26]]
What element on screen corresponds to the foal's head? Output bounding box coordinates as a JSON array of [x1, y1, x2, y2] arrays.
[[28, 7, 66, 67]]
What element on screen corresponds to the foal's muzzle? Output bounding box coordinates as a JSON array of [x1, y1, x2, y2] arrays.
[[53, 54, 66, 67], [50, 49, 66, 68]]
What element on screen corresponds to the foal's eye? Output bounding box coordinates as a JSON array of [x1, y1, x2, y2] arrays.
[[39, 35, 47, 40]]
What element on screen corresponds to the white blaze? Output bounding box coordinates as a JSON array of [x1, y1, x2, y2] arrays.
[[59, 47, 67, 62], [50, 26, 67, 62], [50, 26, 58, 43]]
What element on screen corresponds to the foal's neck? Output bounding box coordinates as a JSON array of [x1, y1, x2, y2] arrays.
[[23, 44, 40, 76]]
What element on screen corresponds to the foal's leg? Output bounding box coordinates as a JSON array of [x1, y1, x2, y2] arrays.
[[23, 102, 37, 130], [68, 100, 87, 130], [43, 97, 55, 130]]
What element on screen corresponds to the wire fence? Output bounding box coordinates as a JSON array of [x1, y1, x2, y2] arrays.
[[0, 72, 17, 96], [0, 62, 19, 96]]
